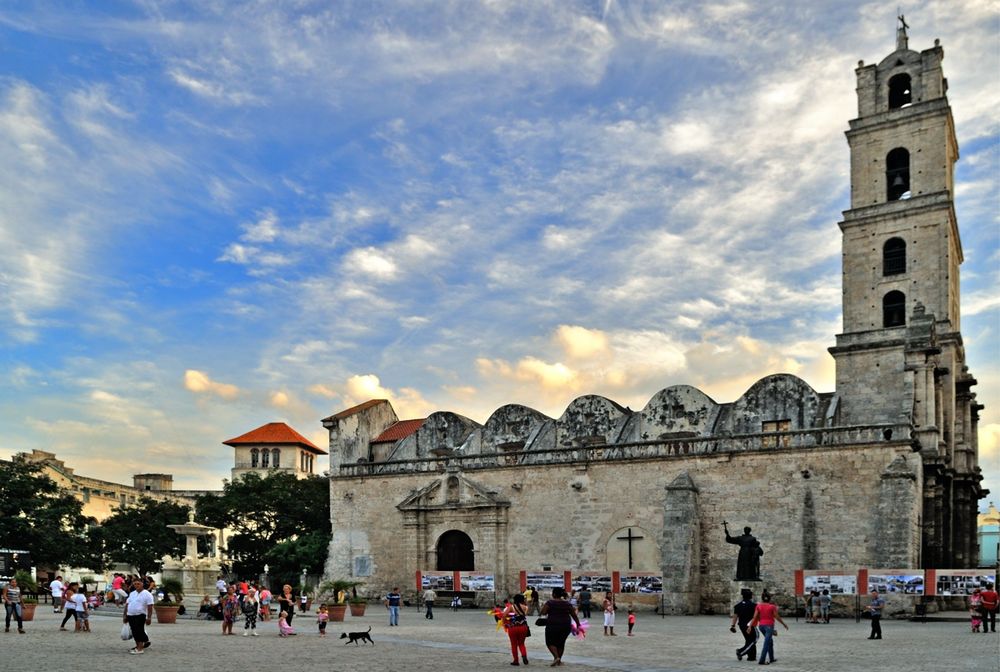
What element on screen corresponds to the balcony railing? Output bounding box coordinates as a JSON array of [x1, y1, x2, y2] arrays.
[[335, 423, 912, 478]]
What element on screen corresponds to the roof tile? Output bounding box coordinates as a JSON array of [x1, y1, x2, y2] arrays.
[[223, 422, 327, 455]]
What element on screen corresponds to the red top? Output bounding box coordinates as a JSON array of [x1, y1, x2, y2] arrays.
[[981, 590, 999, 610], [755, 602, 778, 626]]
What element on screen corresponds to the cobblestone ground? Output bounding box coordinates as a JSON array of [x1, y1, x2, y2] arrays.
[[3, 606, 998, 671]]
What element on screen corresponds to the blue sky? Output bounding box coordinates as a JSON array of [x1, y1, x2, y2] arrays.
[[1, 1, 997, 503]]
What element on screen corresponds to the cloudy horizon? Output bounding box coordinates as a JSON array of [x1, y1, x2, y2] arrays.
[[1, 1, 997, 507]]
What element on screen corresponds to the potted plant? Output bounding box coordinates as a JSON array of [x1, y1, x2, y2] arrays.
[[317, 579, 360, 622], [349, 594, 368, 617], [14, 571, 38, 621], [153, 577, 184, 624]]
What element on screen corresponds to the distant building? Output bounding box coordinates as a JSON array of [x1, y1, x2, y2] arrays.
[[14, 450, 206, 522], [979, 503, 1000, 568], [224, 422, 328, 482]]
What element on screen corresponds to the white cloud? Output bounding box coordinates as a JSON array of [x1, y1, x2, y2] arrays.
[[183, 370, 241, 400]]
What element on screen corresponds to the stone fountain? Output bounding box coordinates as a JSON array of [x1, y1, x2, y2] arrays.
[[161, 511, 222, 609]]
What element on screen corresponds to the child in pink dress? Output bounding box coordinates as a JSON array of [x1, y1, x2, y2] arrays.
[[970, 589, 983, 632], [627, 607, 636, 636], [278, 611, 297, 637]]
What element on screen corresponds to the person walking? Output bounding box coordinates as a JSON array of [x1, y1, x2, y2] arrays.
[[423, 587, 436, 620], [730, 588, 757, 661], [241, 586, 260, 636], [50, 575, 64, 613], [384, 587, 401, 626], [540, 587, 581, 667], [111, 574, 127, 606], [123, 577, 153, 655], [747, 590, 787, 665], [503, 593, 530, 666], [277, 584, 296, 627], [59, 582, 78, 630], [602, 591, 616, 636], [578, 586, 592, 619], [3, 577, 25, 633], [980, 582, 998, 634], [530, 587, 539, 616], [866, 590, 885, 640]]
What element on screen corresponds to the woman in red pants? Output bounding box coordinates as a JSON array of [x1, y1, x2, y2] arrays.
[[503, 593, 531, 666]]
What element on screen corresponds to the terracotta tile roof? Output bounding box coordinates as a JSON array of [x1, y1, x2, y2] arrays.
[[223, 422, 328, 455], [371, 419, 425, 443], [325, 399, 389, 422]]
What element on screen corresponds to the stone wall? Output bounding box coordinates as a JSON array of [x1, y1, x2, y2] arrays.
[[326, 441, 920, 613]]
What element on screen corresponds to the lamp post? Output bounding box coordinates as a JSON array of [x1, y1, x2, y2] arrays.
[[263, 564, 269, 590]]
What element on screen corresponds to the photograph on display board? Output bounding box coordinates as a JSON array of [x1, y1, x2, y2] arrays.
[[571, 573, 612, 593], [867, 574, 924, 595], [619, 573, 663, 594], [525, 572, 566, 592], [460, 574, 495, 591], [421, 573, 455, 591], [803, 574, 858, 595], [935, 572, 996, 596]]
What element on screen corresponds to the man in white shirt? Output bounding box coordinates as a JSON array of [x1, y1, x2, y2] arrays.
[[123, 578, 153, 655], [50, 576, 64, 613], [216, 576, 227, 597]]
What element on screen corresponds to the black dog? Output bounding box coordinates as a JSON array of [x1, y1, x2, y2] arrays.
[[340, 626, 374, 646]]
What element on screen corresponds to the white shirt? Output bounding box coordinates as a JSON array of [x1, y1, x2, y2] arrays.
[[216, 579, 227, 592], [72, 593, 86, 611], [50, 579, 63, 597], [126, 590, 154, 616]]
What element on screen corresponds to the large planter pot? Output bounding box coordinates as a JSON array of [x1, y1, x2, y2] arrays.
[[154, 605, 179, 624], [349, 602, 367, 617], [326, 604, 348, 622], [20, 603, 37, 622]]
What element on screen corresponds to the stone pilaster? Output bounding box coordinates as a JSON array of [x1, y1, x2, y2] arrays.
[[875, 455, 919, 567], [661, 471, 700, 614]]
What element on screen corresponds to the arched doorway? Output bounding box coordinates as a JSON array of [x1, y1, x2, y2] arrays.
[[436, 530, 475, 570]]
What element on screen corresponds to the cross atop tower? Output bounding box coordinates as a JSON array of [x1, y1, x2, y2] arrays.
[[896, 12, 909, 51]]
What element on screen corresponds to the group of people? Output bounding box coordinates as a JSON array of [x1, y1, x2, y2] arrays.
[[968, 583, 998, 633], [803, 589, 832, 624]]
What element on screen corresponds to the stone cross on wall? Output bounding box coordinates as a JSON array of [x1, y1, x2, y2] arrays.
[[615, 527, 645, 570]]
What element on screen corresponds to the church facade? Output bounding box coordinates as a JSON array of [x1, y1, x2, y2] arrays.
[[321, 28, 985, 613]]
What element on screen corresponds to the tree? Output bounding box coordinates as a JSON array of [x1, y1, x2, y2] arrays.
[[196, 471, 330, 585], [99, 497, 191, 576], [0, 459, 96, 568]]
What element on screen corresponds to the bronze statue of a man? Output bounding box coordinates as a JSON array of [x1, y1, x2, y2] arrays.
[[724, 521, 763, 581]]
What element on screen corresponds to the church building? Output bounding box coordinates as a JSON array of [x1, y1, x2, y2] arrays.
[[321, 26, 986, 613]]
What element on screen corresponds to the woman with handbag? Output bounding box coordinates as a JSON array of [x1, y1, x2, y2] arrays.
[[503, 593, 531, 666], [539, 587, 581, 667]]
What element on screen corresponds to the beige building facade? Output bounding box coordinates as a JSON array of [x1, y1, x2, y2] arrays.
[[321, 27, 985, 613]]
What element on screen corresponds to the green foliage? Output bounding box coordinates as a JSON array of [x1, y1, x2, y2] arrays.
[[0, 460, 96, 568], [318, 579, 361, 604], [98, 497, 191, 576], [14, 570, 37, 592], [157, 577, 184, 604], [196, 472, 330, 582]]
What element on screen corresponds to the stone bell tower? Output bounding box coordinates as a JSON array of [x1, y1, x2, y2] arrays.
[[829, 18, 985, 567]]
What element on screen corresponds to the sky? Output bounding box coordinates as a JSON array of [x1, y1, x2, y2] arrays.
[[0, 1, 997, 504]]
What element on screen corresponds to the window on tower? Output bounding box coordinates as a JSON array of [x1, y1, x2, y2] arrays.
[[886, 148, 911, 201], [888, 73, 912, 109], [261, 449, 269, 468], [251, 448, 259, 468], [272, 448, 280, 468], [883, 238, 906, 275], [883, 290, 906, 328]]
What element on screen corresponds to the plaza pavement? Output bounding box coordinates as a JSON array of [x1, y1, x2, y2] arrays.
[[3, 604, 998, 671]]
